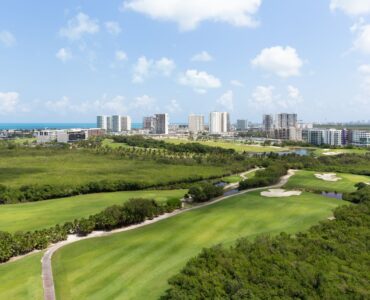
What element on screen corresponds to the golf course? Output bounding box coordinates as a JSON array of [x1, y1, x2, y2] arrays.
[[51, 190, 345, 300], [0, 190, 186, 233], [284, 170, 370, 193]]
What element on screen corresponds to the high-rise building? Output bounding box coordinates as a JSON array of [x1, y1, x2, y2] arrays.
[[121, 116, 132, 131], [349, 130, 370, 147], [236, 119, 248, 131], [262, 114, 274, 131], [106, 116, 112, 132], [112, 115, 121, 132], [209, 112, 230, 134], [97, 115, 108, 130], [188, 114, 205, 133], [154, 113, 169, 134], [143, 116, 156, 131], [275, 113, 297, 129], [323, 129, 343, 146]]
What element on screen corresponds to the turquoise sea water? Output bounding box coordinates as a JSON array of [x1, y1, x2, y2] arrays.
[[0, 123, 143, 130]]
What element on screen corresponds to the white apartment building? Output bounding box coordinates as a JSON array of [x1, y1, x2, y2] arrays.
[[112, 115, 122, 132], [97, 115, 108, 130], [209, 112, 230, 134], [350, 130, 370, 147], [121, 116, 132, 131], [98, 115, 131, 132], [188, 114, 205, 133], [154, 113, 169, 134], [275, 113, 298, 129], [35, 130, 61, 144], [323, 129, 343, 146], [143, 116, 156, 131]]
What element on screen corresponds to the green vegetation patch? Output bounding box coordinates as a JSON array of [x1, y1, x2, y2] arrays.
[[285, 170, 370, 193], [0, 190, 186, 233], [0, 252, 43, 300], [53, 191, 344, 300]]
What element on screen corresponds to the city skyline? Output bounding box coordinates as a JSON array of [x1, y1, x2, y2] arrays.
[[1, 1, 370, 123]]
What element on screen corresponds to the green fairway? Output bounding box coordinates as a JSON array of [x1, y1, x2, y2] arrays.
[[0, 252, 43, 300], [162, 138, 289, 153], [0, 148, 229, 189], [53, 191, 345, 300], [0, 190, 186, 233], [285, 170, 370, 193]]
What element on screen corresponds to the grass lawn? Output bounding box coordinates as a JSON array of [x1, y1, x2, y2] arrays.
[[285, 170, 370, 193], [53, 191, 345, 300], [162, 138, 290, 153], [221, 174, 242, 183], [0, 148, 230, 188], [0, 252, 44, 300], [0, 190, 186, 233]]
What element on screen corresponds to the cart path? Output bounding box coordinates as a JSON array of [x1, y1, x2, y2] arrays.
[[40, 169, 296, 300]]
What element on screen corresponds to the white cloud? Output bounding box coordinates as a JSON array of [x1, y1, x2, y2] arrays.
[[352, 23, 370, 54], [123, 0, 262, 31], [230, 80, 244, 87], [179, 69, 221, 93], [330, 0, 370, 16], [356, 64, 370, 104], [217, 90, 234, 111], [0, 92, 19, 113], [0, 30, 16, 47], [105, 21, 122, 35], [132, 56, 175, 83], [358, 64, 370, 74], [115, 50, 128, 61], [56, 48, 72, 62], [251, 46, 303, 78], [155, 57, 176, 76], [60, 13, 99, 40], [130, 95, 157, 110], [165, 99, 182, 113], [191, 51, 213, 62], [249, 85, 303, 109]]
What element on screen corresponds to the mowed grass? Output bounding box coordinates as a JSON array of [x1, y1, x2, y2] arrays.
[[285, 170, 370, 193], [53, 191, 345, 300], [0, 252, 44, 300], [314, 148, 369, 156], [163, 138, 289, 153], [0, 148, 229, 188], [0, 190, 186, 233]]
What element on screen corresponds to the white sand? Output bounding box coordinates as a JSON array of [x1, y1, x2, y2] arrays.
[[315, 173, 342, 182], [323, 151, 342, 156], [261, 189, 302, 198]]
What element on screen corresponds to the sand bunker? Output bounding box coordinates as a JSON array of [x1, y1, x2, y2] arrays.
[[261, 189, 302, 198], [323, 151, 342, 156], [315, 173, 342, 182]]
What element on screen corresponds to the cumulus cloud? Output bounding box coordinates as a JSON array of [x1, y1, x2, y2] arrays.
[[0, 30, 16, 47], [122, 0, 262, 31], [165, 99, 182, 113], [60, 13, 99, 40], [191, 51, 213, 62], [132, 56, 175, 83], [251, 46, 303, 78], [217, 90, 234, 111], [230, 80, 244, 87], [115, 50, 128, 61], [130, 95, 157, 111], [352, 22, 370, 54], [249, 85, 303, 110], [330, 0, 370, 16], [0, 92, 19, 113], [56, 48, 72, 62], [105, 21, 122, 35], [179, 69, 221, 93]]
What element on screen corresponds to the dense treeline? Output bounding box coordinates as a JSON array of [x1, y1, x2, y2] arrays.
[[239, 164, 288, 190], [343, 184, 370, 203], [111, 135, 235, 155], [187, 182, 224, 203], [162, 190, 370, 299], [0, 197, 182, 263]]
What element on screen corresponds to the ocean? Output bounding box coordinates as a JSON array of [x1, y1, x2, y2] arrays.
[[0, 123, 143, 130]]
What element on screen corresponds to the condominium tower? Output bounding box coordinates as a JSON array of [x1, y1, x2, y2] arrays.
[[188, 114, 205, 133], [209, 112, 230, 134], [154, 113, 169, 134]]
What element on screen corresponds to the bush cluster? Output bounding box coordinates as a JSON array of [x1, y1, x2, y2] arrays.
[[162, 191, 370, 299], [0, 197, 182, 263], [239, 164, 288, 190], [188, 182, 224, 203]]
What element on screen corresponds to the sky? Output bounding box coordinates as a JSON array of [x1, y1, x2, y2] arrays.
[[1, 0, 370, 123]]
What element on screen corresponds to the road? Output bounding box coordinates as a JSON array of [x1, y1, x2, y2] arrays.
[[41, 169, 295, 300]]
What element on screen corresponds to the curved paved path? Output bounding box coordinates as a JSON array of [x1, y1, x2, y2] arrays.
[[42, 169, 295, 300]]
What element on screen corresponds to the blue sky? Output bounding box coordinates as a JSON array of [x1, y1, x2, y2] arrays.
[[0, 0, 370, 123]]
